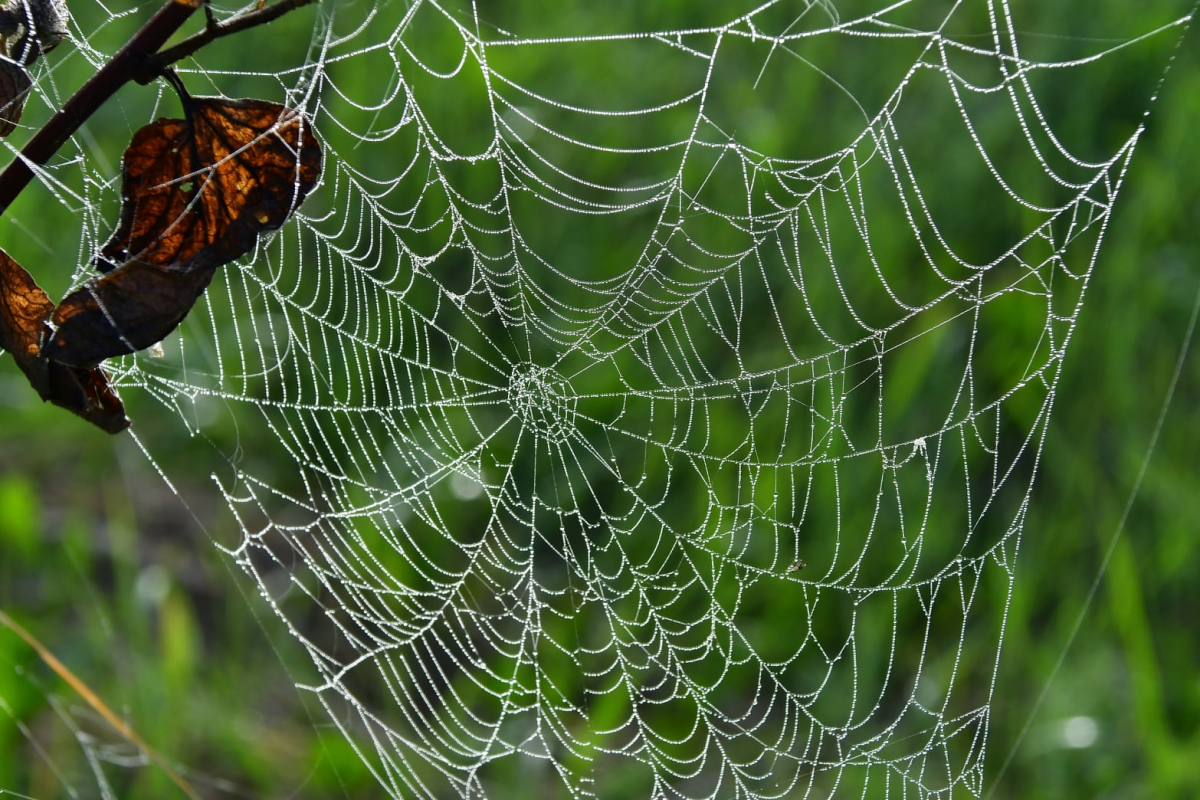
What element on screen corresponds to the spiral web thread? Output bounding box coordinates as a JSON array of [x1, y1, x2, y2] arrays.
[[20, 0, 1190, 796]]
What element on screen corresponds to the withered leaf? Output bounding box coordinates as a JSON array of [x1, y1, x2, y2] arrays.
[[40, 260, 216, 369], [43, 360, 129, 434], [0, 57, 30, 136], [98, 97, 321, 273], [0, 246, 52, 363], [0, 249, 129, 433], [0, 0, 70, 66]]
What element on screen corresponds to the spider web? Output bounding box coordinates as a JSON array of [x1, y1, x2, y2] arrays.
[[16, 0, 1193, 797]]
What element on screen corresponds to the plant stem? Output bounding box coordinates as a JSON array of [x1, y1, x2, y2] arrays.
[[145, 0, 319, 78]]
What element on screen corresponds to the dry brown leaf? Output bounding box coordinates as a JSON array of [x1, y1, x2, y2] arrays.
[[41, 97, 320, 369], [0, 249, 129, 432], [98, 97, 321, 273], [41, 260, 217, 369], [0, 245, 53, 360], [0, 0, 70, 65], [0, 57, 30, 136]]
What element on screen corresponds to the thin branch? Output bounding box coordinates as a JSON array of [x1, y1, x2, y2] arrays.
[[145, 0, 318, 77]]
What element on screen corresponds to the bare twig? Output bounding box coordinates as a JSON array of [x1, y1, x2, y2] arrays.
[[144, 0, 318, 79]]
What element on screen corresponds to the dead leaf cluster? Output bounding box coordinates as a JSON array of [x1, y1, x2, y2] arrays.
[[0, 97, 321, 431]]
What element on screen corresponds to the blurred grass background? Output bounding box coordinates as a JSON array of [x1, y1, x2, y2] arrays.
[[0, 1, 1197, 797]]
